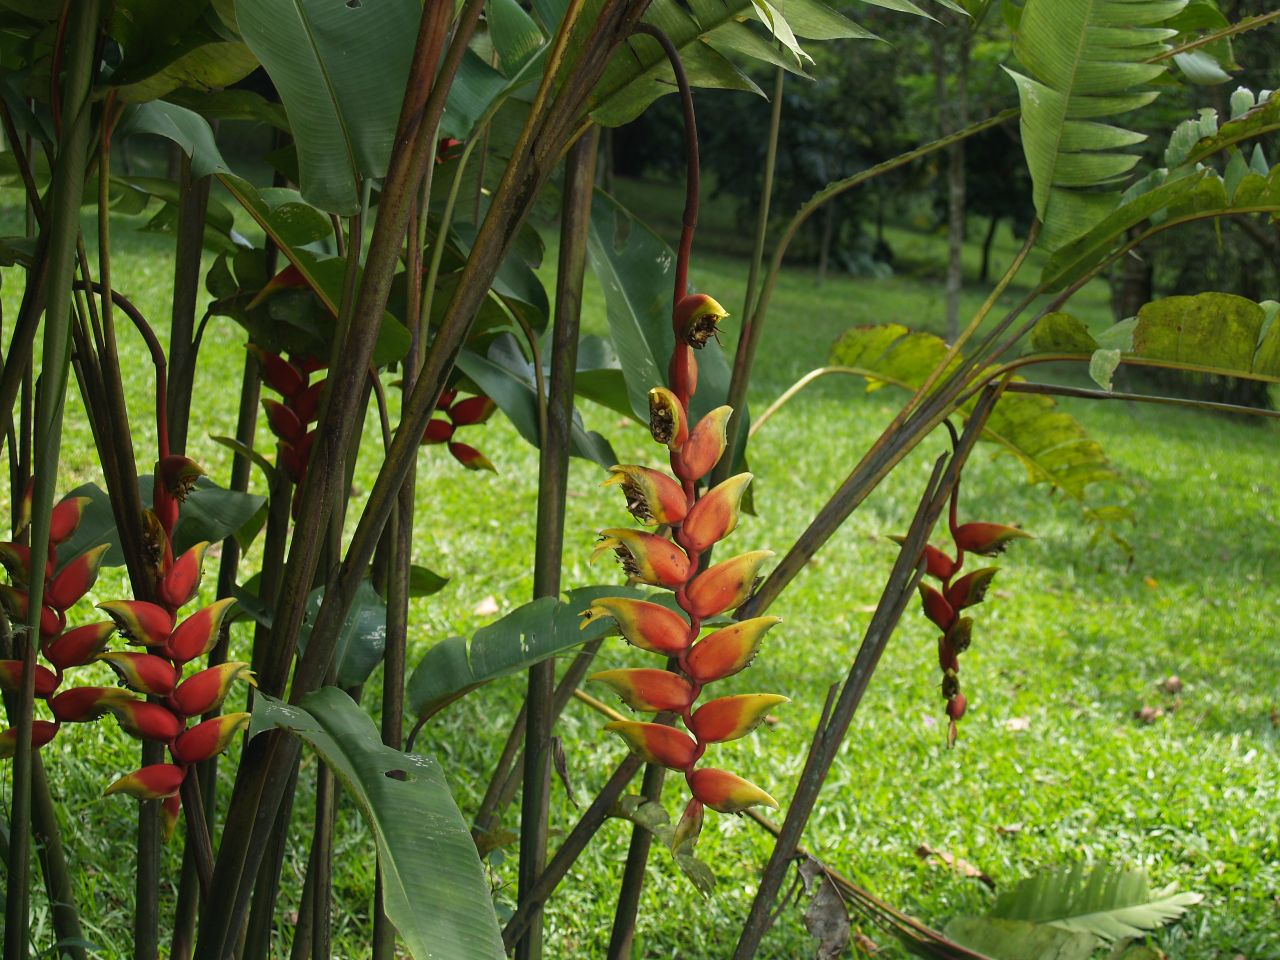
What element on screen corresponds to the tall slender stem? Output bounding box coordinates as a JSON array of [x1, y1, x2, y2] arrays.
[[516, 125, 600, 960], [167, 152, 212, 452]]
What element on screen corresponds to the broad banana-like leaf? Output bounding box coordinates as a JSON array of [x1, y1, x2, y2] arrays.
[[250, 689, 505, 959], [830, 324, 1132, 536], [1006, 0, 1184, 250], [943, 916, 1099, 960], [988, 863, 1203, 941], [1030, 294, 1280, 387], [406, 585, 663, 721]]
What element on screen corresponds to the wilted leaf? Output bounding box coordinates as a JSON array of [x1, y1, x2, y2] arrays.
[[800, 857, 851, 960], [915, 844, 996, 890]]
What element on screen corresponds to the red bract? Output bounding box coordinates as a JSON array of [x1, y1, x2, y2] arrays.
[[49, 496, 90, 545], [166, 598, 237, 664], [0, 720, 60, 759], [448, 395, 496, 426], [0, 660, 60, 698], [43, 621, 115, 670], [169, 662, 255, 717], [50, 686, 136, 723], [248, 343, 305, 398], [97, 600, 174, 648], [104, 763, 186, 800], [422, 419, 454, 444], [46, 544, 110, 610], [447, 441, 495, 472], [158, 542, 209, 610], [158, 454, 205, 502]]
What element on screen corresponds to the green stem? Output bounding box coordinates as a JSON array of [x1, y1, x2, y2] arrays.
[[4, 3, 99, 956]]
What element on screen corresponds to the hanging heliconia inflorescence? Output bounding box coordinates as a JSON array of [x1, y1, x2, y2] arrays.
[[584, 291, 787, 854], [0, 468, 254, 835], [250, 343, 328, 518], [420, 388, 499, 472], [895, 470, 1031, 746]]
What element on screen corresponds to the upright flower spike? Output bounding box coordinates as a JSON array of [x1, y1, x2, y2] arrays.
[[604, 466, 688, 526], [674, 294, 729, 348], [680, 473, 752, 552], [580, 598, 691, 656], [104, 763, 186, 800], [684, 550, 773, 619], [45, 543, 110, 610], [678, 406, 733, 482], [648, 387, 687, 449], [592, 529, 691, 589]]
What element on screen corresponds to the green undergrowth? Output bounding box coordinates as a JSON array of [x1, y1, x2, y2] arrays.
[[0, 180, 1276, 959]]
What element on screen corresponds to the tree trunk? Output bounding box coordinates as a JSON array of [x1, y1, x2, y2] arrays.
[[932, 20, 969, 341], [979, 215, 998, 284], [816, 204, 835, 286]]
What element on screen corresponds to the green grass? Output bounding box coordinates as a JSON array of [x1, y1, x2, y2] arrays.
[[1, 177, 1277, 959]]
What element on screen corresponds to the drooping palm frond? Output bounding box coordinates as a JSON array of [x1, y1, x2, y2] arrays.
[[1006, 0, 1187, 250]]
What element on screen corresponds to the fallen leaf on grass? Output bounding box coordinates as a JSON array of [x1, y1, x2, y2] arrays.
[[1005, 716, 1031, 732], [799, 857, 851, 960], [853, 930, 880, 954], [915, 844, 996, 890], [1160, 675, 1183, 695], [1134, 705, 1164, 724], [473, 595, 499, 616], [997, 823, 1023, 836]]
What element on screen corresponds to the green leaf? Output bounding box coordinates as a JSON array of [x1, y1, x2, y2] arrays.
[[236, 0, 420, 214], [831, 324, 1132, 538], [487, 0, 545, 74], [455, 335, 617, 468], [989, 863, 1203, 941], [406, 585, 654, 721], [407, 565, 449, 598], [1089, 348, 1121, 391], [164, 88, 290, 131], [1172, 89, 1280, 169], [54, 477, 265, 572], [250, 689, 505, 959], [944, 916, 1099, 960], [585, 190, 742, 430], [1173, 49, 1230, 85], [1006, 0, 1181, 250]]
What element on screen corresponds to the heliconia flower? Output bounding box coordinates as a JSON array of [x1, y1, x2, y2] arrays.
[[104, 763, 186, 800], [688, 693, 789, 743], [686, 767, 778, 814], [292, 379, 326, 424], [166, 597, 237, 664], [684, 550, 772, 619], [158, 455, 206, 503], [946, 693, 967, 721], [169, 662, 256, 717], [580, 598, 691, 655], [0, 660, 60, 698], [604, 720, 698, 769], [435, 137, 463, 164], [96, 652, 180, 697], [937, 637, 959, 673], [671, 796, 703, 853], [448, 395, 496, 426], [162, 793, 181, 842], [158, 542, 210, 611], [945, 568, 998, 611], [293, 353, 327, 375], [49, 685, 136, 723], [685, 616, 781, 683], [944, 616, 972, 655], [97, 600, 175, 648], [680, 473, 752, 552], [43, 620, 115, 670], [0, 542, 36, 586], [171, 712, 251, 764], [889, 537, 956, 582], [588, 669, 694, 713], [140, 508, 173, 577], [111, 701, 183, 742], [422, 418, 454, 445], [592, 529, 691, 589], [49, 496, 91, 546], [604, 466, 688, 526], [263, 399, 305, 444], [648, 387, 687, 450], [952, 522, 1032, 557], [0, 585, 65, 639], [0, 720, 60, 759], [668, 346, 698, 399], [673, 294, 729, 348], [448, 441, 496, 472], [918, 583, 954, 632], [280, 432, 317, 482], [435, 389, 457, 410], [247, 343, 306, 397], [678, 406, 733, 482], [45, 544, 110, 611]]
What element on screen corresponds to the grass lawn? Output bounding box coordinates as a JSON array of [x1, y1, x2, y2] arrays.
[[1, 174, 1277, 959]]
